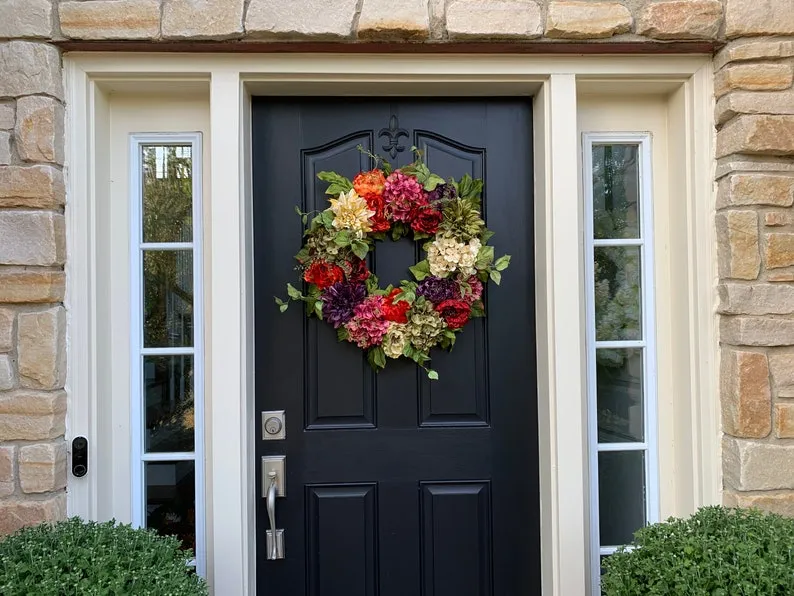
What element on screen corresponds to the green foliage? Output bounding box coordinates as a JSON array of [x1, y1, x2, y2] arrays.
[[316, 171, 353, 196], [0, 518, 208, 596], [601, 507, 794, 596]]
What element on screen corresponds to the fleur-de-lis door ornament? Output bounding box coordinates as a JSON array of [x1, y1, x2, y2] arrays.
[[378, 115, 409, 159]]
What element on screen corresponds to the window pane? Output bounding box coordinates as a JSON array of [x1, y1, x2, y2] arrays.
[[594, 246, 641, 341], [598, 451, 646, 546], [592, 144, 640, 240], [143, 250, 193, 347], [146, 460, 196, 551], [597, 348, 643, 443], [142, 145, 193, 243], [144, 355, 195, 453]]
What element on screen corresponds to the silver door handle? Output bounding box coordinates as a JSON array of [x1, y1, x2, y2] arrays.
[[262, 456, 285, 560], [266, 472, 278, 560]]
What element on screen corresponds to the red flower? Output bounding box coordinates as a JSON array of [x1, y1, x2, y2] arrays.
[[304, 260, 345, 290], [365, 194, 391, 232], [353, 169, 387, 201], [410, 205, 443, 235], [346, 257, 371, 283], [382, 288, 410, 324], [435, 299, 471, 329]]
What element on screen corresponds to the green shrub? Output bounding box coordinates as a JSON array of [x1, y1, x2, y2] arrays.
[[0, 517, 208, 596], [601, 506, 794, 596]]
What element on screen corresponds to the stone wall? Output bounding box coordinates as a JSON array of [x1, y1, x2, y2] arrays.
[[0, 0, 791, 532]]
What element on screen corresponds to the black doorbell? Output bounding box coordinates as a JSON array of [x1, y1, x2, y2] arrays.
[[71, 436, 88, 477]]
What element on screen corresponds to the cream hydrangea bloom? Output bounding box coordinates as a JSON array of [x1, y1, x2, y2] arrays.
[[427, 236, 482, 277], [329, 189, 375, 239], [382, 323, 410, 359]]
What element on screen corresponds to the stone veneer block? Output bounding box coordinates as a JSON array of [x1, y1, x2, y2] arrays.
[[775, 403, 794, 438], [0, 355, 15, 391], [0, 166, 65, 209], [721, 350, 771, 438], [14, 96, 65, 165], [717, 173, 794, 208], [715, 40, 794, 72], [246, 0, 359, 39], [0, 211, 65, 266], [716, 210, 760, 280], [725, 0, 794, 38], [0, 446, 13, 498], [0, 493, 65, 535], [717, 115, 794, 158], [0, 390, 66, 441], [18, 307, 66, 390], [546, 1, 632, 39], [0, 272, 65, 304], [766, 233, 794, 269], [0, 309, 13, 352], [0, 104, 14, 130], [724, 490, 794, 517], [721, 316, 794, 347], [637, 0, 723, 40], [0, 0, 53, 39], [0, 42, 63, 100], [716, 90, 794, 127], [770, 352, 794, 397], [765, 212, 793, 227], [59, 0, 161, 40], [357, 0, 430, 40], [724, 437, 794, 490], [19, 442, 67, 494], [446, 0, 542, 39], [0, 131, 10, 166], [162, 0, 244, 40], [715, 64, 794, 99], [719, 284, 794, 316]]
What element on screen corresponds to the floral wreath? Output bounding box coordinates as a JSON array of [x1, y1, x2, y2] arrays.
[[276, 147, 510, 380]]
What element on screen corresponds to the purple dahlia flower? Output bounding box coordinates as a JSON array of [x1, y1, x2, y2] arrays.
[[321, 281, 367, 328], [416, 276, 460, 305], [427, 183, 457, 203]]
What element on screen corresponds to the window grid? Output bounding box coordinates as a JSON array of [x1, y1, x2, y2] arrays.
[[583, 133, 659, 593], [130, 133, 205, 577]]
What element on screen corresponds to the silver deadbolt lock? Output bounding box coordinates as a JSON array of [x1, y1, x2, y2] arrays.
[[262, 410, 286, 440]]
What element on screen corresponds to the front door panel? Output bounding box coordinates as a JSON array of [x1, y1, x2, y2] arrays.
[[252, 98, 538, 595]]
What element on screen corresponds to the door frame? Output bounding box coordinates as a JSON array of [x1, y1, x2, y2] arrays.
[[63, 53, 717, 596]]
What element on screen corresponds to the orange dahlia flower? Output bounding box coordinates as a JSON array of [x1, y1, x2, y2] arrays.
[[353, 169, 387, 200]]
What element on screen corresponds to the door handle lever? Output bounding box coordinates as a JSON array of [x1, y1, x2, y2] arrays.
[[262, 457, 285, 560]]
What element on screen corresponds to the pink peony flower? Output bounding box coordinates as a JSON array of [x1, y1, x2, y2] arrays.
[[344, 296, 391, 348], [464, 275, 484, 304], [383, 171, 427, 223]]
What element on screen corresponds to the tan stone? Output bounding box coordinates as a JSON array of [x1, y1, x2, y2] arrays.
[[19, 442, 66, 494], [546, 1, 632, 39], [769, 271, 794, 283], [0, 355, 16, 391], [0, 390, 66, 441], [770, 351, 794, 397], [0, 42, 62, 100], [0, 493, 65, 535], [725, 0, 794, 38], [765, 212, 793, 227], [428, 0, 445, 38], [0, 0, 53, 39], [446, 0, 542, 39], [724, 490, 794, 517], [716, 211, 760, 280], [0, 272, 65, 304], [721, 316, 794, 347], [0, 131, 10, 166], [15, 96, 65, 165], [715, 89, 794, 127], [246, 0, 358, 39], [718, 173, 794, 208], [718, 283, 794, 316], [59, 0, 161, 40], [717, 115, 794, 157], [723, 437, 794, 490], [775, 403, 794, 438], [18, 307, 66, 390], [358, 0, 430, 40], [0, 309, 13, 352], [721, 350, 771, 438], [162, 0, 244, 39], [0, 212, 65, 266], [0, 446, 13, 498], [715, 64, 794, 99], [637, 0, 722, 40], [0, 166, 65, 209], [0, 103, 14, 130], [716, 40, 794, 72], [766, 233, 794, 269]]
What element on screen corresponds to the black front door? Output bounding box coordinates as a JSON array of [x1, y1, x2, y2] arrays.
[[252, 98, 538, 596]]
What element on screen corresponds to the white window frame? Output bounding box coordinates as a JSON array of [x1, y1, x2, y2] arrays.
[[583, 133, 659, 591], [129, 132, 206, 576]]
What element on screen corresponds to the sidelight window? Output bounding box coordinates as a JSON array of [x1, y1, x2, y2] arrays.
[[583, 133, 659, 591], [129, 134, 205, 575]]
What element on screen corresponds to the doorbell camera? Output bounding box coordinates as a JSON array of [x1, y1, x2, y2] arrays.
[[71, 436, 88, 477]]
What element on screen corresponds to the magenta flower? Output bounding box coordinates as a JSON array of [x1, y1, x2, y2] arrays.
[[344, 296, 391, 348], [383, 171, 427, 223]]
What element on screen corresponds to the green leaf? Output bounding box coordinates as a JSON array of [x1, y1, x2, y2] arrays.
[[302, 214, 308, 225], [294, 205, 303, 217], [477, 270, 489, 282], [337, 327, 349, 342], [351, 240, 369, 260], [391, 222, 405, 241], [366, 274, 380, 294], [423, 173, 445, 191], [489, 270, 502, 285], [320, 210, 335, 229], [494, 254, 511, 271], [286, 283, 302, 300], [475, 245, 495, 270], [480, 228, 495, 244], [317, 171, 353, 194], [367, 346, 387, 371], [279, 303, 288, 313], [427, 369, 439, 381], [409, 260, 431, 281], [334, 230, 352, 246], [470, 300, 485, 318], [314, 300, 323, 318], [412, 231, 431, 241], [382, 159, 393, 176]]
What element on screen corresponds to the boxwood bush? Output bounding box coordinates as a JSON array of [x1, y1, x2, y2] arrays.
[[601, 506, 794, 596], [0, 518, 208, 596]]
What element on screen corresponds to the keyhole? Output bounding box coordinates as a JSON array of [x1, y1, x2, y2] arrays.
[[265, 417, 283, 435]]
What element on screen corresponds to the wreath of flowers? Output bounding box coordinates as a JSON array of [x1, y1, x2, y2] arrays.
[[276, 148, 510, 380]]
